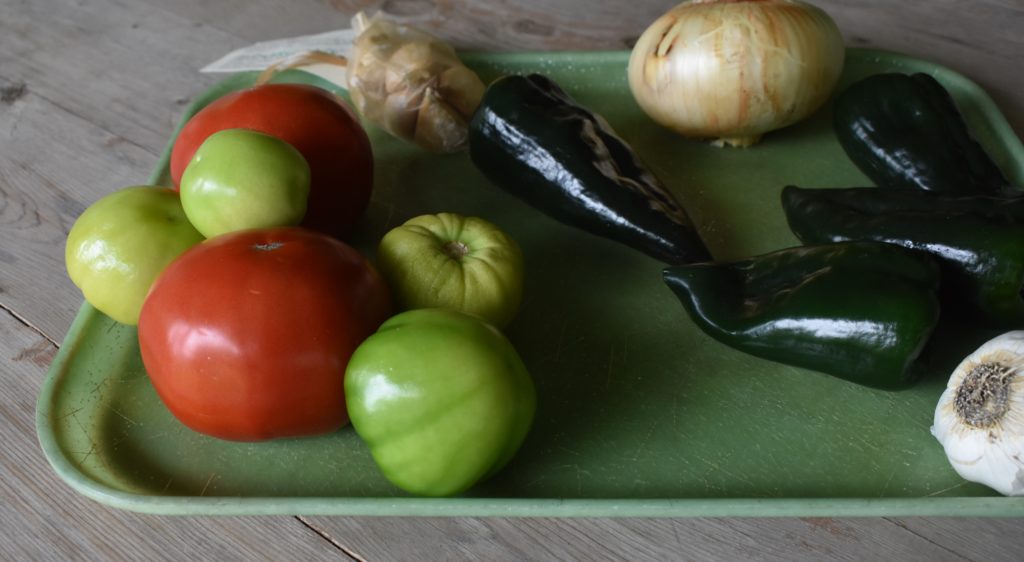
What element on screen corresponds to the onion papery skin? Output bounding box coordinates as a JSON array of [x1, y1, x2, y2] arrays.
[[628, 0, 845, 147]]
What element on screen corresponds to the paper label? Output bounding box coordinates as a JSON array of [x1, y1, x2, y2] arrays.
[[200, 28, 358, 87]]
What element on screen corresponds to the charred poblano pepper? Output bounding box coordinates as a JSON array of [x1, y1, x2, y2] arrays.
[[468, 73, 711, 265], [782, 185, 1024, 326], [834, 73, 1012, 195], [664, 242, 941, 390]]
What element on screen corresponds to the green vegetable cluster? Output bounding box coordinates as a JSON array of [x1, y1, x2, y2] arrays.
[[468, 70, 1020, 391]]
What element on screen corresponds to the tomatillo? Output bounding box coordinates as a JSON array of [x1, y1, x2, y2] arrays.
[[376, 213, 524, 327], [65, 186, 204, 325], [344, 309, 536, 497], [180, 128, 310, 238]]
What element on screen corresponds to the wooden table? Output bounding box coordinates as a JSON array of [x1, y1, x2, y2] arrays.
[[3, 1, 1022, 559]]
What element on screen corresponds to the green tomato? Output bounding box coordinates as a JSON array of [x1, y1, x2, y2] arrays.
[[179, 128, 310, 238], [345, 308, 536, 497], [377, 213, 524, 328], [65, 186, 204, 325]]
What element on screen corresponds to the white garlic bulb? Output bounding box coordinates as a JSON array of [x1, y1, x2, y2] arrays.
[[931, 331, 1024, 496]]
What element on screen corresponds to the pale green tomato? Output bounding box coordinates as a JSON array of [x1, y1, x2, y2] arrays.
[[345, 308, 536, 497], [64, 186, 204, 325], [179, 128, 310, 238], [377, 213, 524, 328]]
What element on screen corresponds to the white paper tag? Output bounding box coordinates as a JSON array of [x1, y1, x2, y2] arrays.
[[200, 28, 358, 88]]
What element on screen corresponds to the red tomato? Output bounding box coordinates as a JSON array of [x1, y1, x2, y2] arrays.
[[138, 227, 391, 441], [170, 84, 374, 238]]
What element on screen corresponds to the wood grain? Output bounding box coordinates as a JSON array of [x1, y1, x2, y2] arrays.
[[2, 0, 1024, 560], [304, 516, 1012, 561], [0, 76, 151, 340]]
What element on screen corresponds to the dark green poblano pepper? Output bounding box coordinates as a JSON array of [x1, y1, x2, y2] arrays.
[[468, 73, 711, 265], [782, 185, 1024, 326], [663, 242, 941, 390], [834, 73, 1013, 195]]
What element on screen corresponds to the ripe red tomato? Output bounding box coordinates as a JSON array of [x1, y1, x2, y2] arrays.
[[137, 227, 391, 441], [170, 84, 374, 239]]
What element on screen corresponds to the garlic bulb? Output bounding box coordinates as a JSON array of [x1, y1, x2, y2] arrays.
[[347, 12, 485, 153], [627, 0, 845, 147], [931, 331, 1024, 496]]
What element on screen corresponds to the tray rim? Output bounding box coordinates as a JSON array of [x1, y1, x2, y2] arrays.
[[36, 47, 1024, 517]]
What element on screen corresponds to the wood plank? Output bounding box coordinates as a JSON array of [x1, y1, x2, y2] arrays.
[[0, 75, 158, 340], [149, 0, 664, 51], [885, 517, 1024, 562], [141, 0, 354, 43], [0, 0, 234, 154], [302, 516, 990, 561], [0, 309, 349, 561]]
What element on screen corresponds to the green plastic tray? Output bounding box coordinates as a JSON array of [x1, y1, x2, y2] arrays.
[[37, 49, 1024, 516]]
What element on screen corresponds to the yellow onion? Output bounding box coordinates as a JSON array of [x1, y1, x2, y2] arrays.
[[628, 0, 845, 147]]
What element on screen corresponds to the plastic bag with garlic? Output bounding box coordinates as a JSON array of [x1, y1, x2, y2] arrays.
[[346, 12, 486, 153]]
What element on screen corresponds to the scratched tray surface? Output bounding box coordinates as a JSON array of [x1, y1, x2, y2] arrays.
[[37, 49, 1024, 516]]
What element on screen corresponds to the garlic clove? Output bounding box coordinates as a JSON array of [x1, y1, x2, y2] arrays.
[[932, 331, 1024, 496], [384, 41, 452, 93], [437, 65, 486, 119], [390, 39, 457, 69], [937, 423, 990, 465], [350, 53, 390, 96], [413, 88, 468, 152], [381, 85, 426, 140]]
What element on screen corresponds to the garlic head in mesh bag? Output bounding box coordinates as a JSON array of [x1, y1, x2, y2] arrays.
[[347, 12, 485, 153]]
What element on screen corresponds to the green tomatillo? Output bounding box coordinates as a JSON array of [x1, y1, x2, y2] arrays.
[[64, 186, 205, 325], [376, 213, 524, 328], [179, 128, 311, 238], [344, 308, 536, 497]]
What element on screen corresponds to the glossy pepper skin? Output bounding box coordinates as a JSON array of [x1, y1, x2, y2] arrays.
[[664, 242, 941, 390], [783, 185, 1024, 326], [834, 73, 1012, 195], [468, 74, 711, 265]]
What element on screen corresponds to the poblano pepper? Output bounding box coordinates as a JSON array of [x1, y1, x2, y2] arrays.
[[782, 185, 1024, 326], [663, 242, 941, 390], [468, 73, 711, 265], [834, 73, 1012, 195]]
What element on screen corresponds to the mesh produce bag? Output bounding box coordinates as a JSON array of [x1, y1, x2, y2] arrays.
[[346, 12, 485, 152]]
